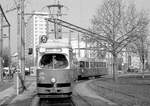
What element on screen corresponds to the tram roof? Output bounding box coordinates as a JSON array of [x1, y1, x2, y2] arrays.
[[77, 57, 91, 61], [77, 57, 106, 62], [38, 39, 72, 48]]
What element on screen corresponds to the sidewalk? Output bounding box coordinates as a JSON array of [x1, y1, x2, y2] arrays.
[[8, 81, 36, 106], [0, 76, 36, 106], [0, 85, 16, 105]]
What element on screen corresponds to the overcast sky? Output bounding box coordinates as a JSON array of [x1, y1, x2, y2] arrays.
[[0, 0, 150, 53]]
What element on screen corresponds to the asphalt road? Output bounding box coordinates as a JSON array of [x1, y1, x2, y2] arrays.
[[6, 73, 150, 106], [30, 80, 116, 106]]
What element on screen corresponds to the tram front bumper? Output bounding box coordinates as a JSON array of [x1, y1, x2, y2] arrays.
[[37, 87, 72, 98], [37, 83, 72, 98]]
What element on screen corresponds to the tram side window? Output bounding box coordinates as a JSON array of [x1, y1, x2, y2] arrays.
[[103, 62, 106, 67], [40, 53, 68, 69], [98, 62, 102, 67], [80, 61, 85, 68], [101, 62, 106, 67], [95, 62, 98, 68], [86, 62, 89, 68], [91, 62, 94, 68], [98, 62, 106, 68]]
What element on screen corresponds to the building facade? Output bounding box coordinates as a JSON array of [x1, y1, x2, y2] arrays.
[[25, 12, 49, 67]]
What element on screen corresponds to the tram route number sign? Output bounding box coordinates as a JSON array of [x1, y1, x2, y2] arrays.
[[40, 35, 48, 43]]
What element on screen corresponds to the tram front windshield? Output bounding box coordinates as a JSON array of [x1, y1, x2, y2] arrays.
[[40, 53, 68, 69]]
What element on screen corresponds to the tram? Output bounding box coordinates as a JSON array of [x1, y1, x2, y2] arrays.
[[77, 57, 108, 79], [36, 38, 77, 98]]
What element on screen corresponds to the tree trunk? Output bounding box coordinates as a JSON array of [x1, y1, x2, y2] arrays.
[[112, 54, 118, 81], [0, 57, 3, 82], [142, 56, 145, 78]]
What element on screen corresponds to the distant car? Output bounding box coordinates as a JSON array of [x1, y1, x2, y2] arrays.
[[3, 67, 9, 71], [3, 67, 10, 75], [127, 67, 138, 73], [2, 67, 14, 79], [13, 68, 30, 75], [15, 69, 21, 73], [25, 68, 30, 75], [118, 70, 124, 74]]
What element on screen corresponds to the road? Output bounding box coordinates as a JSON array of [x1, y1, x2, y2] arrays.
[[7, 74, 150, 106], [7, 77, 117, 106], [30, 80, 116, 106], [7, 78, 113, 106]]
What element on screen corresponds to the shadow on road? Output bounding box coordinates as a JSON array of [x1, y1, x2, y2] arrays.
[[39, 98, 75, 106]]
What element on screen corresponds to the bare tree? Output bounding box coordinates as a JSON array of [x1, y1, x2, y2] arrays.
[[91, 0, 149, 81], [129, 30, 149, 78]]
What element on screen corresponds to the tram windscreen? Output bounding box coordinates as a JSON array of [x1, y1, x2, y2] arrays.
[[40, 53, 68, 69]]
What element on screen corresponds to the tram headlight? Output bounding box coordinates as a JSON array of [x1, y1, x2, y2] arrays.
[[51, 77, 56, 83]]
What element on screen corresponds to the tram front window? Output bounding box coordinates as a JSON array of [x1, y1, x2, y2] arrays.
[[40, 54, 68, 69]]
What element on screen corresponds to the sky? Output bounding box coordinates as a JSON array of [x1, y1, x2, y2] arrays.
[[0, 0, 150, 54]]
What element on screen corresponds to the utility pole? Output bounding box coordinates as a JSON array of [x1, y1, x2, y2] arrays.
[[85, 36, 88, 58], [8, 26, 11, 75], [20, 0, 25, 80], [78, 32, 80, 57], [47, 0, 64, 39], [69, 30, 73, 46], [0, 12, 3, 81], [6, 0, 25, 94]]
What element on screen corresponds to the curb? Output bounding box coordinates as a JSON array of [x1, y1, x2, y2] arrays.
[[0, 86, 16, 106]]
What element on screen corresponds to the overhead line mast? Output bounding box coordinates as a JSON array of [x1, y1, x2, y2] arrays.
[[46, 0, 64, 39], [6, 0, 26, 94]]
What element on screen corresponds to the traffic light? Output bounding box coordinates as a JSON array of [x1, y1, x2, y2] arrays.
[[28, 48, 33, 55]]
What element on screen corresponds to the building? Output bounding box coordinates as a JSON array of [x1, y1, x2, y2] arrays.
[[25, 12, 49, 67]]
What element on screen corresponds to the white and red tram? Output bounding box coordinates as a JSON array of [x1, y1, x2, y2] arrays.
[[36, 39, 77, 98]]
